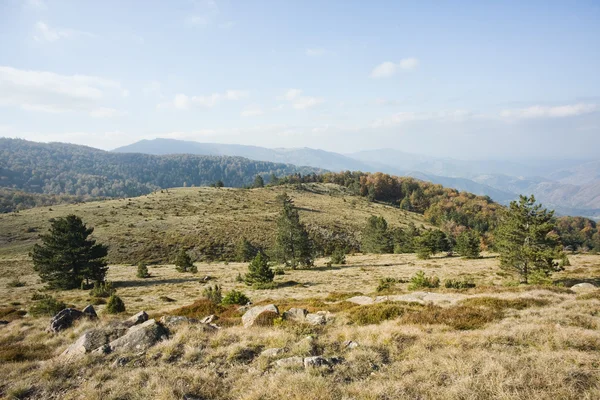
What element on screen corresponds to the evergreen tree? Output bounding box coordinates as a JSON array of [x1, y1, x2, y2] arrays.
[[236, 237, 258, 262], [362, 216, 392, 253], [393, 222, 420, 253], [455, 231, 481, 258], [136, 262, 150, 278], [253, 175, 265, 188], [106, 294, 126, 314], [269, 173, 279, 185], [31, 215, 108, 290], [495, 195, 562, 283], [245, 253, 274, 284], [274, 193, 313, 268], [415, 232, 436, 259], [175, 249, 194, 272]]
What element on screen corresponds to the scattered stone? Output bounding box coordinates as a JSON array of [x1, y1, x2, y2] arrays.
[[242, 304, 279, 328], [346, 296, 375, 306], [160, 315, 198, 327], [571, 283, 597, 292], [111, 356, 130, 367], [106, 319, 168, 353], [123, 311, 149, 327], [200, 314, 218, 324], [283, 308, 308, 322], [48, 308, 83, 333], [82, 305, 98, 319], [61, 327, 129, 359], [275, 356, 304, 368], [343, 340, 359, 349], [304, 356, 330, 368], [305, 313, 326, 325], [201, 276, 211, 282], [261, 347, 285, 358]]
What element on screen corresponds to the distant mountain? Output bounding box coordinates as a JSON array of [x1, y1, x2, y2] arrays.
[[113, 138, 373, 173], [0, 138, 323, 200]]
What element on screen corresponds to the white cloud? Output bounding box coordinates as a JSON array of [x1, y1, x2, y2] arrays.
[[279, 89, 324, 110], [305, 48, 327, 57], [33, 21, 95, 42], [170, 90, 248, 110], [500, 103, 598, 119], [0, 65, 126, 113], [89, 107, 127, 118], [241, 105, 264, 117], [25, 0, 47, 11], [370, 57, 419, 78]]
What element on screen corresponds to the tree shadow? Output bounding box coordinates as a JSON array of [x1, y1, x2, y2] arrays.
[[277, 280, 302, 288], [553, 277, 600, 287], [294, 206, 322, 213], [113, 277, 200, 288]]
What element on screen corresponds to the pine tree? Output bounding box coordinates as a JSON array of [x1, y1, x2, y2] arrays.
[[137, 262, 150, 278], [253, 175, 265, 188], [274, 193, 313, 268], [393, 222, 419, 253], [31, 215, 108, 290], [455, 231, 481, 258], [245, 253, 274, 284], [362, 216, 392, 253], [175, 249, 194, 272], [495, 195, 562, 283]]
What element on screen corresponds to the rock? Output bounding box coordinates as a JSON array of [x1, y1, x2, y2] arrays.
[[343, 340, 359, 349], [49, 308, 83, 333], [346, 296, 375, 306], [82, 305, 98, 319], [261, 347, 285, 358], [106, 319, 168, 353], [111, 356, 130, 367], [200, 315, 218, 324], [160, 315, 198, 327], [242, 304, 279, 328], [201, 275, 211, 282], [304, 356, 330, 368], [275, 356, 304, 368], [123, 311, 149, 327], [283, 308, 308, 322], [571, 283, 597, 292], [305, 313, 326, 325], [61, 326, 129, 359]]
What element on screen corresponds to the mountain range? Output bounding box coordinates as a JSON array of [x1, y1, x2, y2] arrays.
[[113, 138, 600, 219]]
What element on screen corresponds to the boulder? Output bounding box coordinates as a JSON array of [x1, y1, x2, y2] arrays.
[[106, 319, 168, 353], [242, 304, 279, 328], [49, 308, 83, 333], [123, 311, 149, 327], [275, 356, 304, 368], [82, 305, 98, 319], [571, 283, 597, 292], [61, 326, 129, 359], [304, 356, 330, 368], [159, 315, 198, 327], [283, 308, 308, 322], [261, 347, 285, 358], [346, 296, 375, 306], [305, 313, 326, 326]]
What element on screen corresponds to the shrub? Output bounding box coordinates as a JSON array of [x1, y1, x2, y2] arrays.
[[408, 271, 440, 290], [460, 297, 549, 310], [528, 269, 553, 285], [106, 295, 126, 314], [330, 247, 346, 265], [376, 277, 398, 293], [273, 267, 285, 275], [175, 249, 194, 272], [444, 278, 476, 289], [401, 304, 503, 330], [29, 296, 66, 317], [89, 281, 115, 298], [347, 302, 422, 325], [222, 290, 251, 306], [136, 263, 150, 278], [245, 253, 274, 285], [203, 285, 223, 304], [171, 299, 225, 319]]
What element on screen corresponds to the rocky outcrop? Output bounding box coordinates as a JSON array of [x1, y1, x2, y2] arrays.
[[123, 311, 149, 327], [61, 326, 128, 359], [242, 304, 279, 328], [261, 347, 286, 358], [283, 308, 308, 322], [275, 356, 304, 368], [106, 319, 168, 353], [571, 283, 597, 292], [82, 305, 98, 319], [159, 315, 219, 331], [49, 309, 84, 333]]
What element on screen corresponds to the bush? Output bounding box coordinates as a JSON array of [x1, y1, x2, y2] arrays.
[[330, 247, 346, 265], [444, 278, 476, 289], [408, 271, 440, 290], [136, 263, 150, 278], [245, 253, 274, 285], [203, 285, 222, 304], [222, 290, 251, 306], [106, 295, 126, 314], [273, 267, 285, 275], [89, 281, 115, 298], [528, 269, 553, 285], [347, 302, 422, 325], [401, 304, 503, 330], [29, 296, 66, 317], [175, 249, 194, 272], [376, 277, 398, 293]]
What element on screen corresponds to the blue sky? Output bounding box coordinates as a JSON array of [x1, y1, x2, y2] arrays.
[[1, 0, 599, 159]]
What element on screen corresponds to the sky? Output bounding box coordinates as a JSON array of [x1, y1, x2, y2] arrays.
[[0, 0, 599, 160]]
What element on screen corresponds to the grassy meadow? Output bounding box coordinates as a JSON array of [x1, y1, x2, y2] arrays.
[[1, 184, 600, 399]]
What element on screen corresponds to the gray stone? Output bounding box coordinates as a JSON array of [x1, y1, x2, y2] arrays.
[[61, 326, 129, 359], [571, 283, 597, 292], [49, 308, 83, 333], [160, 315, 198, 327], [106, 319, 168, 353], [275, 356, 304, 368], [111, 356, 130, 367], [200, 314, 218, 324], [283, 308, 308, 322], [82, 305, 98, 319], [304, 356, 330, 368], [305, 313, 326, 325], [261, 347, 285, 358], [242, 304, 279, 328], [346, 296, 375, 305], [123, 311, 149, 327], [343, 340, 359, 349]]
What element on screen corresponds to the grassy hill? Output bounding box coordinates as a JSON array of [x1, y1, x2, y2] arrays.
[[0, 183, 430, 264]]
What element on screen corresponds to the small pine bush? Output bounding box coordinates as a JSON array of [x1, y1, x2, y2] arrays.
[[245, 253, 274, 285], [106, 295, 126, 314], [175, 249, 194, 272], [29, 295, 66, 317], [376, 277, 397, 292], [136, 263, 150, 278], [408, 271, 440, 290], [222, 290, 251, 306], [89, 281, 115, 298], [330, 247, 346, 265], [444, 278, 476, 289], [203, 285, 223, 304]]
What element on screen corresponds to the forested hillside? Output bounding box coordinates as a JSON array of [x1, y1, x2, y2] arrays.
[[0, 138, 322, 200]]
